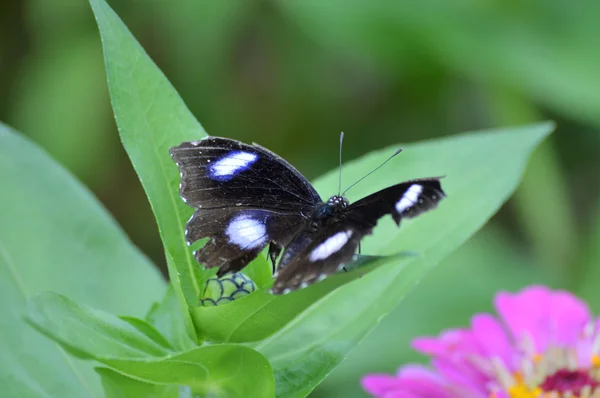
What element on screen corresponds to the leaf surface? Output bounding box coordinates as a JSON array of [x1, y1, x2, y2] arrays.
[[0, 124, 164, 397]]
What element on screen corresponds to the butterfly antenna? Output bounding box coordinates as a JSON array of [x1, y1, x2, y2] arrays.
[[338, 132, 344, 196], [341, 147, 403, 196]]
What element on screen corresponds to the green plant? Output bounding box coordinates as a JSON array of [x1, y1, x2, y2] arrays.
[[0, 0, 554, 397]]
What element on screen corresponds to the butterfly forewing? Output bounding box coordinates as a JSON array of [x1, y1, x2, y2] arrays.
[[170, 137, 321, 210], [346, 178, 445, 227]]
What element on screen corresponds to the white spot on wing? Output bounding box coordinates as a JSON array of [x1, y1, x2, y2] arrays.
[[309, 230, 353, 262], [209, 151, 258, 181], [226, 214, 267, 249], [395, 184, 423, 213]]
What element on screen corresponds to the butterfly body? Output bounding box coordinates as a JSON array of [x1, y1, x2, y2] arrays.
[[170, 136, 445, 294]]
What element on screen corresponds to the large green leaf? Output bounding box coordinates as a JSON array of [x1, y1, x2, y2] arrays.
[[88, 0, 282, 341], [146, 285, 196, 352], [27, 292, 275, 398], [27, 292, 172, 359], [0, 124, 165, 397], [88, 0, 204, 339], [254, 123, 553, 397]]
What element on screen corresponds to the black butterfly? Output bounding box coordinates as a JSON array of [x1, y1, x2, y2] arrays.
[[170, 136, 445, 294]]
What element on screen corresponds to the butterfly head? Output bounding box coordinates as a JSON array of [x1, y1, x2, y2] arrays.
[[326, 195, 349, 211], [312, 195, 349, 224]]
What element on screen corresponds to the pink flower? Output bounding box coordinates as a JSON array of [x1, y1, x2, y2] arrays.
[[362, 286, 600, 398]]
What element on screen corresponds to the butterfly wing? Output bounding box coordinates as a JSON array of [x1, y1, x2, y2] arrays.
[[170, 137, 322, 275], [271, 225, 362, 294], [171, 137, 321, 209], [271, 178, 445, 294], [345, 178, 445, 228]]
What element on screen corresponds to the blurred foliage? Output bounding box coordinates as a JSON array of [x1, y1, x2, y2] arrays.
[[1, 0, 599, 396]]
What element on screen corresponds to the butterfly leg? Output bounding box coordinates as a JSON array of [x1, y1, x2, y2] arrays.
[[268, 243, 284, 275]]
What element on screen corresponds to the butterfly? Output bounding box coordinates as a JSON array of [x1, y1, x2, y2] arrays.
[[170, 136, 445, 294]]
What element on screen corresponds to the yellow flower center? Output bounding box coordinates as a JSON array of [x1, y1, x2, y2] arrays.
[[507, 382, 542, 398]]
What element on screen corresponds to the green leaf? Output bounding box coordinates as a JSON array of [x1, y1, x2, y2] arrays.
[[26, 291, 275, 397], [98, 368, 178, 398], [255, 123, 553, 397], [239, 251, 273, 289], [146, 285, 196, 351], [0, 124, 165, 397], [88, 0, 276, 341], [88, 0, 204, 339], [103, 346, 275, 398], [118, 316, 175, 351], [27, 292, 172, 359]]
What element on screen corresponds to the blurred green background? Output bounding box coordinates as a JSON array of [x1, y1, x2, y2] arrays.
[[2, 1, 600, 397]]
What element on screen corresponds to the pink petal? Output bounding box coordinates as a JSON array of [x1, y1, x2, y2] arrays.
[[470, 314, 515, 370], [412, 329, 484, 362], [362, 366, 457, 398], [362, 374, 402, 396], [495, 285, 551, 351], [495, 285, 591, 353], [412, 329, 465, 357], [382, 392, 417, 398], [575, 316, 600, 366], [547, 290, 591, 345], [432, 358, 488, 397], [395, 365, 456, 398]]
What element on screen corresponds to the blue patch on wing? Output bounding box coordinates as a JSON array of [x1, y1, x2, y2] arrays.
[[209, 151, 258, 181]]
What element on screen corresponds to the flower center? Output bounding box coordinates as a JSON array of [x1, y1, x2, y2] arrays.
[[487, 348, 600, 398], [540, 369, 600, 395]]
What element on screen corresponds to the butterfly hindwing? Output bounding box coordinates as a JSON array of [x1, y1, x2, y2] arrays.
[[187, 207, 307, 275], [271, 225, 363, 294]]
